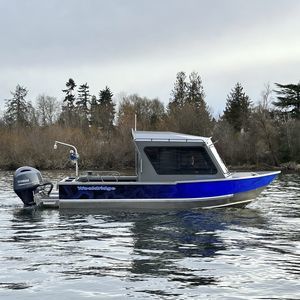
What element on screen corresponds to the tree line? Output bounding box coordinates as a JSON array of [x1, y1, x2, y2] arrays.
[[0, 73, 299, 171]]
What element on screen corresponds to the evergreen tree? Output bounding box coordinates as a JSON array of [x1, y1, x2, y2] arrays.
[[62, 78, 76, 109], [76, 83, 90, 127], [168, 71, 212, 135], [186, 72, 212, 135], [168, 71, 187, 112], [4, 85, 30, 127], [98, 86, 115, 133], [187, 71, 206, 109], [223, 83, 252, 132], [273, 82, 300, 119], [89, 95, 98, 127], [61, 78, 77, 126]]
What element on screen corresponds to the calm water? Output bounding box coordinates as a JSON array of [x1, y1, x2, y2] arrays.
[[0, 171, 299, 300]]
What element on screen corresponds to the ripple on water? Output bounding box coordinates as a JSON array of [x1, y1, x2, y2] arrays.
[[0, 172, 299, 300]]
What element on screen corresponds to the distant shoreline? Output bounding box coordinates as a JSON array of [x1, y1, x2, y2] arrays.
[[2, 163, 299, 173]]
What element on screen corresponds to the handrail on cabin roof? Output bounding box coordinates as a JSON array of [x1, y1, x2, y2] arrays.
[[133, 137, 207, 142]]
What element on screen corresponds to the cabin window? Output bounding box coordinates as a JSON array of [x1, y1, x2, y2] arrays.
[[144, 146, 217, 175]]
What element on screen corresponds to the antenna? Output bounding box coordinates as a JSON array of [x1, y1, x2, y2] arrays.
[[134, 113, 137, 131]]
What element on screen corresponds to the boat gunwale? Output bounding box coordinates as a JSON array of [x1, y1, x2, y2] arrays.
[[57, 171, 281, 186]]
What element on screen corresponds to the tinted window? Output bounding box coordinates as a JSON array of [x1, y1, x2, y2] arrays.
[[144, 146, 217, 175]]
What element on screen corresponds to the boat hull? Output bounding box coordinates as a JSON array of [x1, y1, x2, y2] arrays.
[[35, 171, 280, 210], [55, 188, 263, 210]]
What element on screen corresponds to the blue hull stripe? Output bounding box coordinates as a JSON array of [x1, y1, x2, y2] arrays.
[[59, 173, 278, 200]]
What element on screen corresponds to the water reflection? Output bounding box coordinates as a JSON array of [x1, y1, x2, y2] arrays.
[[9, 207, 267, 286], [0, 172, 300, 299]]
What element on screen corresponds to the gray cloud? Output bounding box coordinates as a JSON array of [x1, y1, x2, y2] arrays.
[[0, 0, 299, 112]]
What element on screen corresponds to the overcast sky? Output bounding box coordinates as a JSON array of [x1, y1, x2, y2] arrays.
[[0, 0, 299, 115]]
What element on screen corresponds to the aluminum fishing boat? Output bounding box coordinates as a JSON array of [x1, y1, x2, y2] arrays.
[[13, 130, 280, 210]]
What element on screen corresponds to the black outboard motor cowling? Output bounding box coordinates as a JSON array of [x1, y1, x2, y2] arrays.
[[13, 166, 44, 206]]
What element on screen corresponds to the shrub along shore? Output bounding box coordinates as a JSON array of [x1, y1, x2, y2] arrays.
[[0, 124, 299, 173], [1, 73, 299, 172]]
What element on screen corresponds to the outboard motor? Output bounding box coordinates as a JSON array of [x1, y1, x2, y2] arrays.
[[13, 166, 53, 207]]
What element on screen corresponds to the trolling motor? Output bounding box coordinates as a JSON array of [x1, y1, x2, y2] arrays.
[[13, 166, 53, 207]]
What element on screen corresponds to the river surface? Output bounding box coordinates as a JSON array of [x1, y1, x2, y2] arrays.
[[0, 171, 299, 299]]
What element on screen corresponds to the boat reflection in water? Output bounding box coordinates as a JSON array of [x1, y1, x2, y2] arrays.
[[9, 205, 268, 298]]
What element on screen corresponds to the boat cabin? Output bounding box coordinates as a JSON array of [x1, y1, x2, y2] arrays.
[[132, 131, 230, 182], [62, 130, 230, 183]]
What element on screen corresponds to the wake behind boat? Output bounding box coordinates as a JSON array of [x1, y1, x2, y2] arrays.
[[13, 130, 280, 210]]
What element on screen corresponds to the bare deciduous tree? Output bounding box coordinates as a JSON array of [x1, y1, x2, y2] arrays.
[[36, 95, 60, 126]]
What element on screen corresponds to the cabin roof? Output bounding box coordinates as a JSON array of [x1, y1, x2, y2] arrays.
[[132, 130, 211, 143]]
